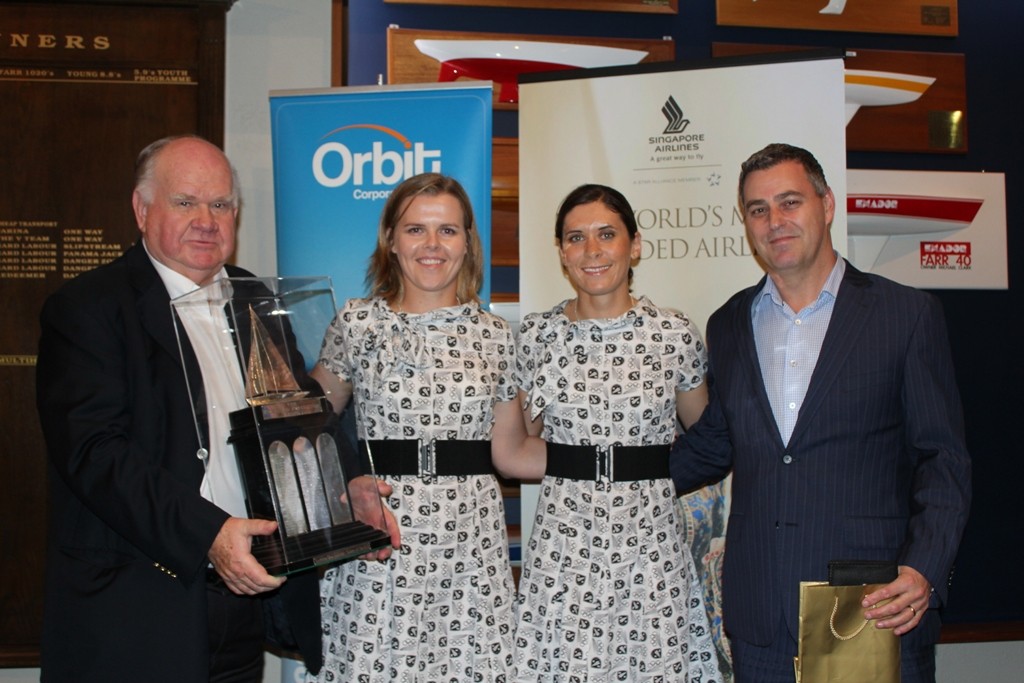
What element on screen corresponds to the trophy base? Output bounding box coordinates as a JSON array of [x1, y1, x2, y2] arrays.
[[252, 520, 392, 576], [228, 401, 391, 576]]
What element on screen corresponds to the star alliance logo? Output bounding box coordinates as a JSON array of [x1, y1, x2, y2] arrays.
[[661, 96, 690, 134]]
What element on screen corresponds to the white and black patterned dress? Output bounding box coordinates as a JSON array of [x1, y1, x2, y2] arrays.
[[310, 297, 516, 683], [513, 297, 721, 682]]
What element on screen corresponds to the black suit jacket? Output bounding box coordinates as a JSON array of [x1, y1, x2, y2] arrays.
[[36, 242, 321, 681], [670, 262, 971, 649]]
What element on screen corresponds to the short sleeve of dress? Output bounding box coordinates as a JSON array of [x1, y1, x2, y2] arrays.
[[491, 314, 518, 403], [316, 299, 360, 384], [514, 304, 573, 421], [514, 313, 542, 395], [667, 309, 708, 393]]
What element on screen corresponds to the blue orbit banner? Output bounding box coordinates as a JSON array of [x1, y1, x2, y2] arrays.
[[270, 82, 493, 303]]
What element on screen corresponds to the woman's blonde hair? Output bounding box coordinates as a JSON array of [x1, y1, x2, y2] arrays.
[[366, 173, 483, 304]]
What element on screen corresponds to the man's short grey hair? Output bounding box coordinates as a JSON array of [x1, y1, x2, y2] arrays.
[[133, 134, 240, 207]]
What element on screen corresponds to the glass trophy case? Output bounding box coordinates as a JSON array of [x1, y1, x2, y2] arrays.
[[171, 276, 390, 576]]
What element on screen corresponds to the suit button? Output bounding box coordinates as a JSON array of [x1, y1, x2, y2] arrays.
[[782, 454, 793, 464]]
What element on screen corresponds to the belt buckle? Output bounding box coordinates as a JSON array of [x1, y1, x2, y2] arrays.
[[418, 438, 437, 479], [596, 445, 615, 482]]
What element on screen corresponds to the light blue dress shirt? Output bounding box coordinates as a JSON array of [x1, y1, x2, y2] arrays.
[[752, 255, 846, 445]]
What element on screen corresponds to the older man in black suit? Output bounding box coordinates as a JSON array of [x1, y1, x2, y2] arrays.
[[670, 143, 971, 683], [36, 135, 321, 682]]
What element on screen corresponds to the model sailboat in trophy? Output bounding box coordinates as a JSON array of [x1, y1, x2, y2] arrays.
[[245, 305, 308, 404], [171, 277, 391, 576]]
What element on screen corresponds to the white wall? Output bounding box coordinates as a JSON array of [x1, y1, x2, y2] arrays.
[[225, 1, 334, 678], [936, 640, 1024, 681], [225, 0, 334, 278], [4, 2, 1020, 681]]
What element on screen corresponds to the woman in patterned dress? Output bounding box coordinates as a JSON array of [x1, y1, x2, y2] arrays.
[[504, 184, 722, 682], [309, 173, 535, 682]]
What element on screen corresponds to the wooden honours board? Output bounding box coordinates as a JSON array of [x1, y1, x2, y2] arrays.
[[0, 0, 233, 665]]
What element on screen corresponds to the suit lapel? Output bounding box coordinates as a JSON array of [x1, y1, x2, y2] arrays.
[[788, 263, 875, 447], [733, 280, 788, 449], [127, 243, 185, 366], [127, 242, 209, 441]]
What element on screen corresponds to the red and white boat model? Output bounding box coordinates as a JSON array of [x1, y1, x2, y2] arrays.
[[847, 194, 983, 235], [414, 39, 648, 103]]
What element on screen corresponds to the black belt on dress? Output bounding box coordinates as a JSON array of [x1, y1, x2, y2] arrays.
[[360, 439, 493, 477], [545, 442, 670, 482]]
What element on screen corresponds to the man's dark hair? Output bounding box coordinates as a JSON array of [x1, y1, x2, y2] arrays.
[[738, 143, 829, 206]]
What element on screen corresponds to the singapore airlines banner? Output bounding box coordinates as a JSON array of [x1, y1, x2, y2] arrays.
[[517, 52, 847, 334], [270, 82, 493, 305], [517, 53, 846, 680]]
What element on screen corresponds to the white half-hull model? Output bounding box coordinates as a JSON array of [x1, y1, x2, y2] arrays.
[[820, 0, 849, 14], [750, 0, 848, 14], [845, 69, 936, 124]]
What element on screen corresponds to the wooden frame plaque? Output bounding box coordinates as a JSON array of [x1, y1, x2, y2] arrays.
[[713, 43, 967, 154], [716, 0, 958, 37]]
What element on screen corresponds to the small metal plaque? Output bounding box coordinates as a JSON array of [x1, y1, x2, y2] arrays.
[[928, 110, 965, 150], [259, 396, 327, 420], [921, 6, 952, 27]]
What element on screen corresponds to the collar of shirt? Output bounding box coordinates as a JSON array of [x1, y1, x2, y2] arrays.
[[753, 253, 846, 319], [142, 238, 228, 299]]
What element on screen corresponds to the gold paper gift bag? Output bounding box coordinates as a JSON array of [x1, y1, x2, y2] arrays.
[[795, 581, 900, 683]]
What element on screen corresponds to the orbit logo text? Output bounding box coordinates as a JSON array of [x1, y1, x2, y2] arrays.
[[312, 124, 443, 200]]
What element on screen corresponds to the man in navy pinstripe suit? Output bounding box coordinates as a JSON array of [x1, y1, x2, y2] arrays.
[[670, 143, 971, 682]]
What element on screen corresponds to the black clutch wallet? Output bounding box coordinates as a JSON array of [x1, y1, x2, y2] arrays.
[[828, 560, 898, 586]]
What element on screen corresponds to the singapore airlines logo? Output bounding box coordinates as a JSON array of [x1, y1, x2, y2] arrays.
[[648, 95, 705, 162], [661, 96, 690, 134]]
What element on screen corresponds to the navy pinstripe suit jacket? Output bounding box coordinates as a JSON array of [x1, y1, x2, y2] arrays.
[[670, 261, 971, 649]]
